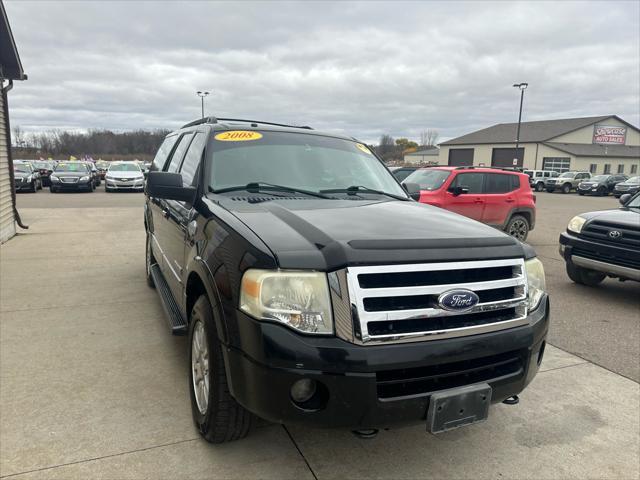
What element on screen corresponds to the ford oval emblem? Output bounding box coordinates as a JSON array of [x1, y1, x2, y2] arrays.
[[438, 289, 480, 312]]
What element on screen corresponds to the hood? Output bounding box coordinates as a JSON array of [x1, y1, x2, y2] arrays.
[[582, 208, 640, 230], [218, 197, 526, 270], [52, 171, 88, 178], [106, 170, 143, 179]]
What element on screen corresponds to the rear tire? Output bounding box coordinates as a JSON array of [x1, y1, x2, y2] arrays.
[[561, 183, 571, 194], [505, 214, 530, 241], [189, 295, 254, 443], [566, 262, 605, 286]]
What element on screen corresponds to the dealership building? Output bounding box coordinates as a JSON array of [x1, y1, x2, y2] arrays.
[[438, 115, 639, 175]]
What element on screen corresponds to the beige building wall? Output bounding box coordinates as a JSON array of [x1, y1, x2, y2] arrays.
[[0, 89, 16, 244], [551, 117, 640, 145], [439, 143, 545, 170]]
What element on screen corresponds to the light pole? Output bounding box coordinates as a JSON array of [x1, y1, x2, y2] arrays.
[[512, 83, 528, 164], [196, 91, 210, 118]]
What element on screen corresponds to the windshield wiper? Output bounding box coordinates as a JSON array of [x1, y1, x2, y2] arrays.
[[320, 185, 410, 201], [209, 182, 332, 199]]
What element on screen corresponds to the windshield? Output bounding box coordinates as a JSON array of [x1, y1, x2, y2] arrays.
[[14, 164, 31, 173], [54, 163, 88, 173], [32, 162, 49, 169], [625, 177, 639, 184], [559, 172, 575, 178], [404, 169, 451, 191], [591, 175, 609, 181], [208, 131, 406, 197], [109, 163, 141, 172]]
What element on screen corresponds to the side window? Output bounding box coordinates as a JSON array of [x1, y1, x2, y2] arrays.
[[166, 133, 194, 173], [484, 173, 516, 194], [152, 135, 179, 170], [179, 133, 207, 187], [453, 173, 484, 194]]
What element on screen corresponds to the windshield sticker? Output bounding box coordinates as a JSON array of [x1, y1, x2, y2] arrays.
[[356, 143, 371, 154], [214, 131, 263, 142]]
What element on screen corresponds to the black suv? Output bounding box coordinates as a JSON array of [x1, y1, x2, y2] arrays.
[[577, 174, 628, 196], [559, 192, 640, 285], [144, 117, 549, 443]]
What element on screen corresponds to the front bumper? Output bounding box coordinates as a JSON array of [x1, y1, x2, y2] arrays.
[[106, 178, 145, 190], [14, 179, 33, 191], [223, 297, 549, 429], [51, 179, 92, 190], [613, 187, 639, 197], [559, 232, 640, 280], [577, 184, 602, 195]]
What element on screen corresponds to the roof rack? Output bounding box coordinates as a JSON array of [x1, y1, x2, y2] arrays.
[[180, 116, 313, 130], [454, 165, 524, 172]]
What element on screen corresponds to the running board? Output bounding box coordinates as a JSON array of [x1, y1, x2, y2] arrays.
[[150, 263, 188, 335]]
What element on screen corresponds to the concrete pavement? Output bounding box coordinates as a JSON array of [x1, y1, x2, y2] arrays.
[[1, 193, 638, 479]]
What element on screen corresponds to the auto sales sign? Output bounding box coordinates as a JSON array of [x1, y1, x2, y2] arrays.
[[593, 125, 627, 144]]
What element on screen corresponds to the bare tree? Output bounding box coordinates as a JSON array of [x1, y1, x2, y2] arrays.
[[419, 129, 439, 147], [12, 125, 24, 148]]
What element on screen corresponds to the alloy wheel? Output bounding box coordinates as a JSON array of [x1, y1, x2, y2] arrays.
[[508, 220, 528, 240], [191, 320, 210, 415]]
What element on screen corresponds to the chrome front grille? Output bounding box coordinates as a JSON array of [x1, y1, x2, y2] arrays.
[[345, 259, 528, 344], [60, 177, 79, 183]]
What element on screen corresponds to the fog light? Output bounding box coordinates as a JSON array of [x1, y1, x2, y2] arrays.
[[290, 379, 317, 404]]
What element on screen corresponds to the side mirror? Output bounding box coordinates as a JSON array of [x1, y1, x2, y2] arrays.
[[401, 182, 421, 200], [619, 193, 631, 205], [447, 185, 469, 196], [147, 171, 196, 203]]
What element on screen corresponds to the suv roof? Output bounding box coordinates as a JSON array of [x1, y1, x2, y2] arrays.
[[418, 166, 525, 174], [175, 116, 356, 142]]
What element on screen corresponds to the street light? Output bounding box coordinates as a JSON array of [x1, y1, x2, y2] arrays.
[[196, 91, 210, 118], [513, 82, 528, 166]]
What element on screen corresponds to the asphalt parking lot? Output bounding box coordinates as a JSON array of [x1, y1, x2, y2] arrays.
[[2, 187, 639, 479]]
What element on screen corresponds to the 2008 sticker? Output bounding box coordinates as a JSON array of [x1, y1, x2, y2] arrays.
[[214, 131, 263, 141], [356, 143, 371, 154]]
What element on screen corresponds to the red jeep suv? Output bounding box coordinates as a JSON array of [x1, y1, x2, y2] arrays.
[[403, 166, 536, 241]]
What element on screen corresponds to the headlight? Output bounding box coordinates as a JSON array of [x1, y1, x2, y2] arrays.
[[79, 176, 90, 181], [240, 269, 333, 334], [567, 215, 586, 233], [525, 258, 546, 311], [26, 175, 33, 182], [50, 175, 59, 181]]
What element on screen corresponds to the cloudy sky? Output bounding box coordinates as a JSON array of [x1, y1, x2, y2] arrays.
[[4, 0, 640, 143]]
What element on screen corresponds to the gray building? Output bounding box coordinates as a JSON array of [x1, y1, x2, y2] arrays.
[[1, 1, 27, 243], [403, 146, 440, 165], [439, 115, 640, 174]]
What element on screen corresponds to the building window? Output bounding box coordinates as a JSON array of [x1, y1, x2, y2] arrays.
[[617, 164, 624, 174], [632, 164, 638, 174], [542, 157, 571, 173], [603, 164, 611, 174], [589, 164, 597, 174]]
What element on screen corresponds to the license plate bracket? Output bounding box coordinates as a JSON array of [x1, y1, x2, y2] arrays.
[[426, 383, 492, 434]]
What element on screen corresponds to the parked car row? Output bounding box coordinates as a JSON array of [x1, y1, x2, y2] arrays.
[[15, 160, 146, 194]]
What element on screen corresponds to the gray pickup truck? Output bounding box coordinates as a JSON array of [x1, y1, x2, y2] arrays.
[[545, 171, 591, 194]]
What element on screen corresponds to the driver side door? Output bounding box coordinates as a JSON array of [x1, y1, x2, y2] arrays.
[[445, 172, 485, 221]]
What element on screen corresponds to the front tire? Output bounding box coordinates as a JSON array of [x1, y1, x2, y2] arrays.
[[597, 186, 607, 196], [30, 181, 37, 193], [561, 183, 571, 194], [145, 232, 156, 288], [505, 214, 530, 241], [188, 295, 254, 443], [535, 182, 544, 192], [566, 262, 605, 286]]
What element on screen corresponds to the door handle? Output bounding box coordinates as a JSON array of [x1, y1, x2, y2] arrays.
[[474, 198, 484, 204], [505, 197, 515, 203]]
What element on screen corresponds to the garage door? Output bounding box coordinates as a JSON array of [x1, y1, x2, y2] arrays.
[[542, 157, 571, 173], [448, 148, 474, 166], [491, 148, 524, 168]]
